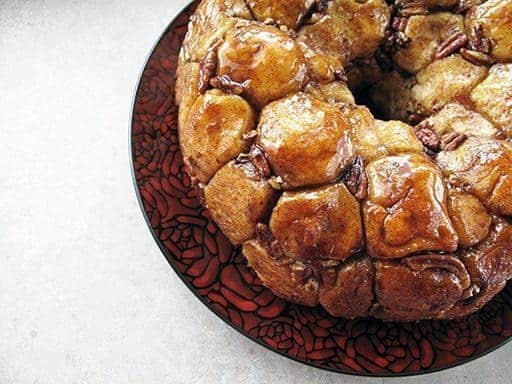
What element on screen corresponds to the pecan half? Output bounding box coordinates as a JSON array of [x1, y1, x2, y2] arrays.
[[198, 40, 222, 94], [210, 75, 247, 95], [237, 145, 272, 178], [398, 1, 428, 17], [256, 223, 284, 259], [460, 48, 494, 66], [469, 25, 492, 54], [342, 156, 368, 200], [435, 32, 468, 60], [414, 120, 440, 152], [440, 132, 467, 151]]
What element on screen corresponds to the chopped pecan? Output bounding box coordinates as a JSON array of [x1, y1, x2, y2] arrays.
[[256, 223, 284, 259], [342, 156, 368, 200], [435, 32, 468, 60], [304, 278, 320, 293], [242, 130, 258, 141], [237, 145, 272, 178], [305, 12, 323, 24], [392, 16, 408, 32], [414, 120, 441, 152], [210, 75, 247, 95], [395, 32, 411, 49], [469, 25, 492, 54], [319, 260, 340, 286], [198, 40, 222, 94], [456, 0, 479, 13], [440, 132, 467, 151], [408, 112, 427, 125], [291, 261, 312, 282], [315, 0, 330, 11], [268, 176, 284, 190], [334, 68, 348, 83], [460, 48, 494, 66]]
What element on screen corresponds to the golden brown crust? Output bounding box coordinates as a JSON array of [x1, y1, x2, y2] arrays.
[[393, 13, 465, 74], [466, 0, 512, 62], [177, 0, 512, 320], [269, 183, 363, 262], [364, 154, 458, 259], [204, 161, 278, 244], [216, 22, 309, 109], [181, 90, 255, 184], [257, 93, 354, 188], [246, 0, 315, 30], [319, 257, 375, 318], [374, 255, 471, 321]]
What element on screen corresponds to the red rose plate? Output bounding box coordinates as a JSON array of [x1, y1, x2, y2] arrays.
[[130, 1, 512, 376]]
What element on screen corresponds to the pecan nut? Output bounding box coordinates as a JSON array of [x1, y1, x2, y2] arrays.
[[398, 1, 428, 17], [435, 32, 468, 60], [342, 156, 368, 200], [469, 24, 492, 54], [256, 223, 284, 260], [392, 16, 408, 32], [440, 132, 467, 151], [237, 145, 272, 179], [414, 120, 440, 152], [210, 75, 247, 95], [198, 40, 222, 94], [334, 68, 348, 83]]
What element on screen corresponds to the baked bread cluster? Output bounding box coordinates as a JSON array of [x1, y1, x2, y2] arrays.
[[176, 0, 512, 321]]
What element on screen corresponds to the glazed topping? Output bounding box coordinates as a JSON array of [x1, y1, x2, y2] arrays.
[[181, 90, 255, 184], [177, 0, 512, 321], [364, 154, 458, 259], [460, 220, 512, 286], [412, 54, 488, 115], [426, 103, 500, 139], [436, 137, 512, 216], [393, 13, 465, 74], [466, 0, 512, 62], [297, 0, 390, 81], [216, 22, 309, 108], [447, 189, 492, 247], [246, 0, 315, 30], [269, 183, 363, 262], [257, 93, 354, 188], [374, 120, 424, 155], [182, 0, 252, 62]]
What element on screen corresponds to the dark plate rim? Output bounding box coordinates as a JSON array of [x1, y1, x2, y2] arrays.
[[128, 1, 512, 377]]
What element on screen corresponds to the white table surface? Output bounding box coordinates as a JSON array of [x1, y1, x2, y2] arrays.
[[1, 1, 511, 383]]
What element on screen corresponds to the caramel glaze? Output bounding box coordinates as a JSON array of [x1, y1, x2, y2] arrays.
[[178, 0, 512, 320]]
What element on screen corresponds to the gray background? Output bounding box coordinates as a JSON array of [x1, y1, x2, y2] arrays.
[[1, 0, 510, 383]]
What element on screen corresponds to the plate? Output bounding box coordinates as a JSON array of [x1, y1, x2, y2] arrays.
[[130, 1, 512, 376]]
